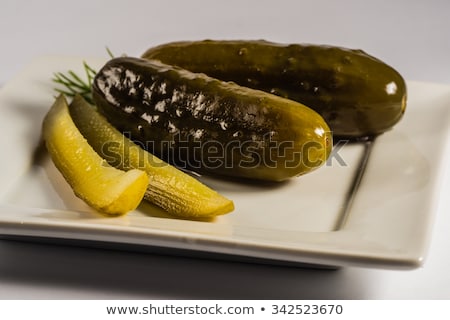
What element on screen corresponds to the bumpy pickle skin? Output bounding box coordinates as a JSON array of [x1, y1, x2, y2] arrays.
[[69, 95, 234, 218], [92, 57, 332, 182], [142, 40, 407, 139], [42, 95, 148, 216]]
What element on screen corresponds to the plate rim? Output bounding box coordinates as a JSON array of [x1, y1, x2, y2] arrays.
[[0, 55, 449, 270]]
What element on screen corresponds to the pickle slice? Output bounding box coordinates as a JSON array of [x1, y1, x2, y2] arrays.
[[69, 95, 234, 219], [42, 95, 148, 216]]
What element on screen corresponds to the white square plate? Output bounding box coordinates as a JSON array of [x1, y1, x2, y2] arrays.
[[0, 56, 448, 269]]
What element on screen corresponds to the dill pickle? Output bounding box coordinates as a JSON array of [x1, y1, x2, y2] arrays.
[[92, 57, 332, 181], [42, 95, 148, 216], [69, 95, 234, 218], [142, 40, 407, 138]]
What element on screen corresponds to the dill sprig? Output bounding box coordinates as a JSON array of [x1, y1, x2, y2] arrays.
[[52, 47, 116, 103], [53, 61, 96, 103]]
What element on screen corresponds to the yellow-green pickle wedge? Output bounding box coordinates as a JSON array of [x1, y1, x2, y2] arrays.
[[69, 95, 234, 219], [42, 95, 149, 216]]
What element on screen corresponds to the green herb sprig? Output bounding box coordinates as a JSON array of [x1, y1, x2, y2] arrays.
[[52, 61, 96, 103], [52, 48, 115, 104]]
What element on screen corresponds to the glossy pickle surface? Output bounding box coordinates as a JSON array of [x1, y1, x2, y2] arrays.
[[92, 57, 332, 181], [69, 95, 234, 218], [42, 95, 148, 216], [142, 40, 407, 138]]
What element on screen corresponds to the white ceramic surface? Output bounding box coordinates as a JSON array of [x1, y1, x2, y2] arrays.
[[0, 56, 448, 270]]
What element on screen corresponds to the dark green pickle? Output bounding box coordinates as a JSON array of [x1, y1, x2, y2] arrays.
[[92, 57, 332, 181], [142, 40, 407, 138]]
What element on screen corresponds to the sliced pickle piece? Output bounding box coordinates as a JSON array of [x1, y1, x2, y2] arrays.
[[69, 95, 234, 219], [42, 95, 148, 216]]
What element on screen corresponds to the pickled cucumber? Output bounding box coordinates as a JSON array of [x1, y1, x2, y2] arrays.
[[92, 57, 332, 181], [142, 40, 407, 138], [69, 95, 234, 218], [42, 95, 148, 216]]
